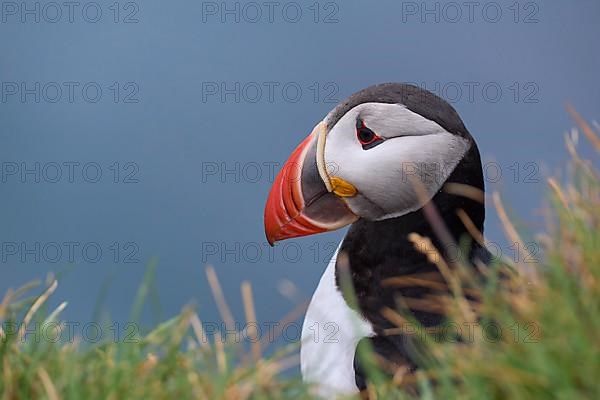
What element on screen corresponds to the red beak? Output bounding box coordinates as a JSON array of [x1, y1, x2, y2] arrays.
[[264, 123, 357, 245]]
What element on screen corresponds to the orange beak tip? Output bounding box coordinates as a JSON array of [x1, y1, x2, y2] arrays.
[[264, 122, 357, 244], [263, 133, 325, 244]]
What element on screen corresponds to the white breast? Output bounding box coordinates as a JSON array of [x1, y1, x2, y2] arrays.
[[300, 243, 374, 398]]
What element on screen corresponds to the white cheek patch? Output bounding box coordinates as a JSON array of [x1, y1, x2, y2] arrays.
[[324, 103, 471, 220]]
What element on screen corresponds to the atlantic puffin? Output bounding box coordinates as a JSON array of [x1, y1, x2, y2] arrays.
[[264, 83, 489, 397]]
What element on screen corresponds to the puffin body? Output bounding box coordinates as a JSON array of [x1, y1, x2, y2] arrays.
[[300, 243, 374, 396], [264, 83, 488, 396]]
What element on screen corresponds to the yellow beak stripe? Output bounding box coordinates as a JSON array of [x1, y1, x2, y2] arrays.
[[330, 176, 357, 197], [314, 120, 357, 198]]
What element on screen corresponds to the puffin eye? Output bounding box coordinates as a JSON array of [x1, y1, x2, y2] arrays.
[[356, 120, 384, 150]]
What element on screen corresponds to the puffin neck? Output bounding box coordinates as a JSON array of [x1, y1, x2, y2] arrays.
[[336, 145, 485, 315], [343, 143, 484, 262]]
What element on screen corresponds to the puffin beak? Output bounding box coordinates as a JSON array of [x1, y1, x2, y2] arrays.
[[264, 122, 358, 245]]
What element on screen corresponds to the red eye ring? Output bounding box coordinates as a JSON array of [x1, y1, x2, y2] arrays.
[[356, 121, 383, 147]]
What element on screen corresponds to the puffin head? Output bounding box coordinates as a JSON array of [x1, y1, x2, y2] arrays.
[[264, 83, 480, 245]]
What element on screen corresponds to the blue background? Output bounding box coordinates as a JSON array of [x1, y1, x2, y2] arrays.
[[1, 0, 599, 343]]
